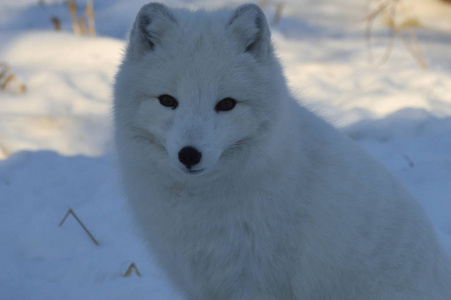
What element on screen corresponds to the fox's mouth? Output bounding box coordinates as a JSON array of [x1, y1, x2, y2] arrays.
[[184, 168, 204, 175]]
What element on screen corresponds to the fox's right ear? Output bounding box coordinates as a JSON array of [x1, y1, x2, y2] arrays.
[[126, 3, 177, 60], [227, 4, 272, 61]]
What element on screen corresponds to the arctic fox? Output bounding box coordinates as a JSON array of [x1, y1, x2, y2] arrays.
[[114, 3, 451, 299]]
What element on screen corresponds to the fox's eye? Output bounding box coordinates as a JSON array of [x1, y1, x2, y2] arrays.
[[158, 94, 178, 109], [215, 98, 237, 112]]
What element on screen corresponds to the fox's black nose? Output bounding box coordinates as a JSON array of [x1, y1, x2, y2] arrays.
[[178, 146, 202, 169]]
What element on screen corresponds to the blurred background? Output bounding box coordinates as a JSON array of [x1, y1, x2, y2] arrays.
[[1, 0, 451, 158], [0, 1, 450, 299]]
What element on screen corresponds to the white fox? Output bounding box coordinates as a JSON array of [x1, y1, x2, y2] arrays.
[[114, 3, 451, 299]]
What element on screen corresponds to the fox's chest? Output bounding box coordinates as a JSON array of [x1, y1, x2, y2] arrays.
[[148, 187, 299, 259], [150, 196, 296, 298]]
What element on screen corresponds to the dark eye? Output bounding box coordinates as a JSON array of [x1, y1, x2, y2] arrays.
[[215, 97, 237, 112], [158, 94, 178, 109]]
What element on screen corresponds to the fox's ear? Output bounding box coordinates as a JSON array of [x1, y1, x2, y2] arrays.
[[127, 3, 177, 60], [227, 4, 272, 60]]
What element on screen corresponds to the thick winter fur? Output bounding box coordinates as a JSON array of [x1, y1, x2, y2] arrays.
[[114, 3, 451, 299]]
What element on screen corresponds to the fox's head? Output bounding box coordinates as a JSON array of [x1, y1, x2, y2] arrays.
[[114, 3, 289, 179]]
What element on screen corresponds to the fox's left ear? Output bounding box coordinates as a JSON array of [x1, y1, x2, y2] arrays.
[[227, 4, 273, 60]]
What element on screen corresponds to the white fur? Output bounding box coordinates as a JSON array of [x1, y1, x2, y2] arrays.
[[114, 3, 451, 299]]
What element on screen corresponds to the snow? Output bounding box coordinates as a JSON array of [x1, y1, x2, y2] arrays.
[[0, 0, 450, 299]]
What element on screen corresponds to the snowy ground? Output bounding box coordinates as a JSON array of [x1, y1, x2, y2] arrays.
[[0, 0, 450, 299]]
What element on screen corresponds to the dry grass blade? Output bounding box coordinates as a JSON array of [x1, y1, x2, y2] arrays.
[[86, 0, 96, 37], [67, 0, 81, 35], [365, 0, 428, 69], [258, 0, 270, 8], [120, 262, 142, 278], [258, 0, 284, 26], [0, 143, 9, 159], [0, 63, 11, 84], [79, 16, 87, 35], [0, 62, 26, 94], [1, 74, 16, 90], [395, 27, 428, 68], [365, 0, 398, 65], [272, 3, 284, 26], [67, 0, 96, 37], [59, 208, 100, 246]]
